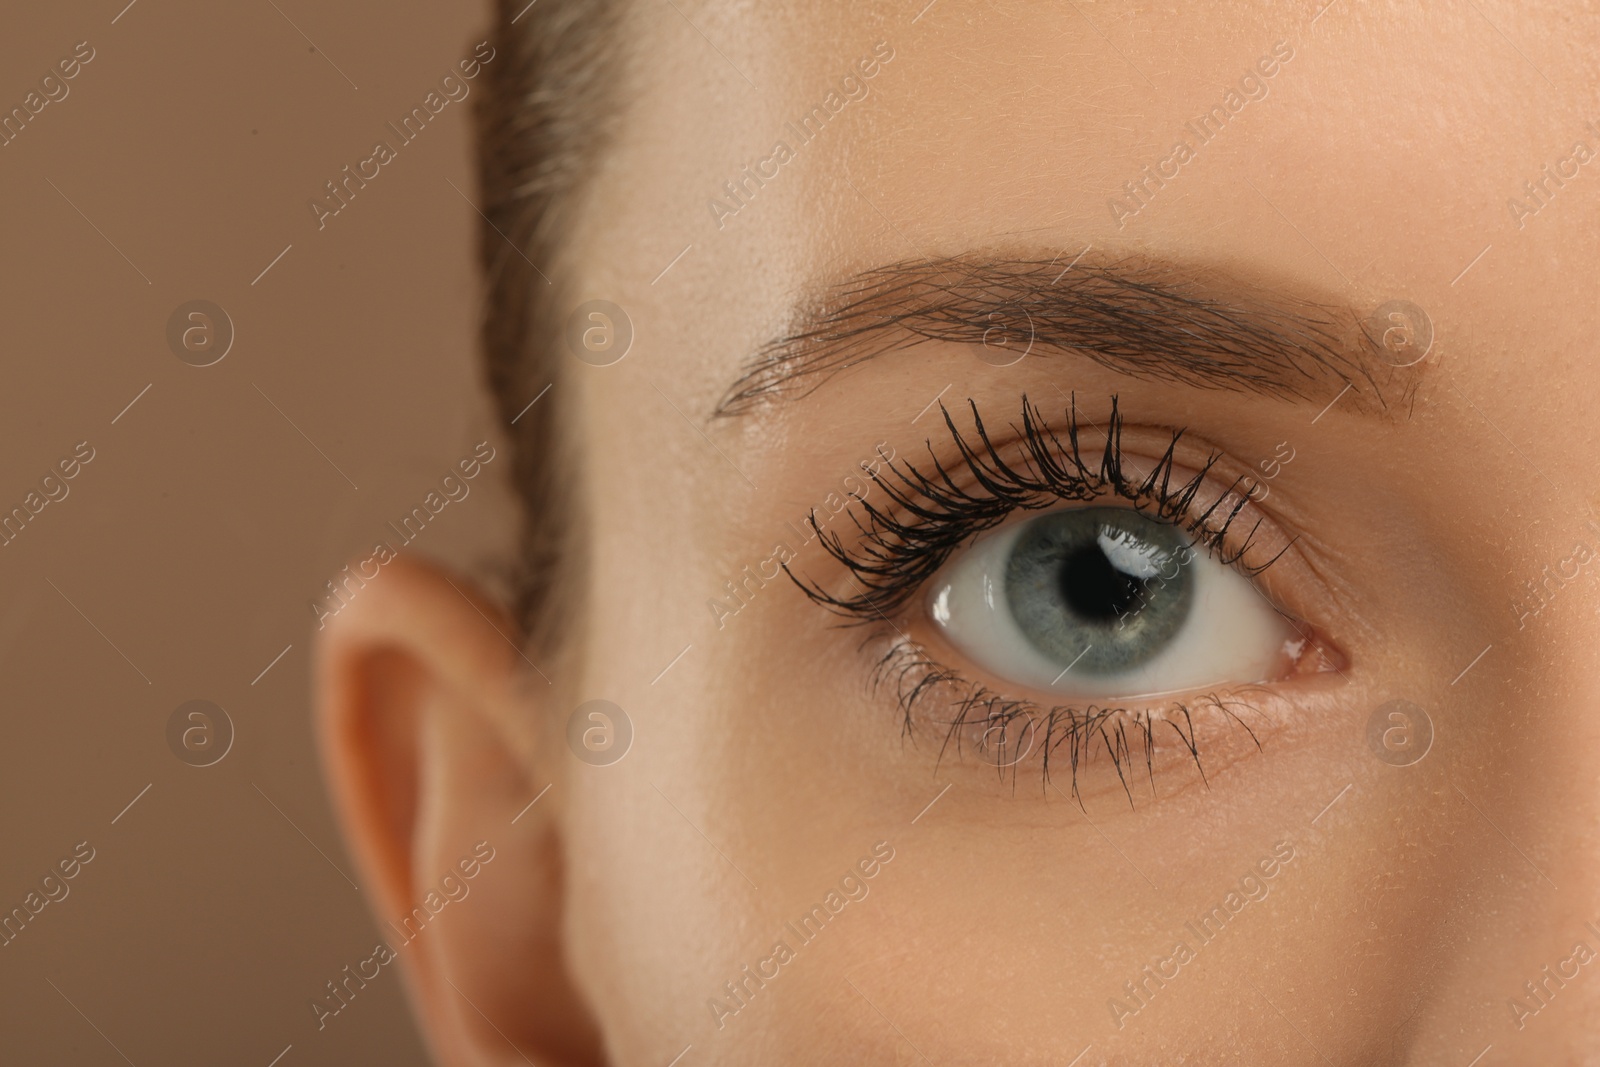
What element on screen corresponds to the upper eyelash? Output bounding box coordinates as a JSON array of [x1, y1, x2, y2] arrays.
[[788, 393, 1283, 621]]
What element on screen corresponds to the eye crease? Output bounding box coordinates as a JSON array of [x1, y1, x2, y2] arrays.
[[787, 395, 1338, 799]]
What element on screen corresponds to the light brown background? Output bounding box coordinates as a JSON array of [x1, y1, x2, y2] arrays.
[[0, 1, 510, 1062]]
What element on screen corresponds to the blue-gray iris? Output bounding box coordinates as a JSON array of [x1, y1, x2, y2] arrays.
[[1003, 507, 1194, 675]]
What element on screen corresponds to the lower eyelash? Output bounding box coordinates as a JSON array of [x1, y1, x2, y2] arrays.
[[871, 637, 1268, 806]]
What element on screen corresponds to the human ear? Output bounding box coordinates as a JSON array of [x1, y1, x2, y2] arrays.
[[314, 556, 602, 1066]]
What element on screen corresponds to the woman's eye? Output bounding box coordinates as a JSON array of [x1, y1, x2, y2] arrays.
[[926, 506, 1295, 698]]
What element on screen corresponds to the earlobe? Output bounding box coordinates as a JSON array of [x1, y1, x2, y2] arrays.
[[313, 556, 603, 1065]]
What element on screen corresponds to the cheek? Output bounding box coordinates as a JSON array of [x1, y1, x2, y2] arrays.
[[562, 774, 748, 1043]]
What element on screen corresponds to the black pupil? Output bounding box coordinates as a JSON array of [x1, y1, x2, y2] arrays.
[[1059, 543, 1144, 622]]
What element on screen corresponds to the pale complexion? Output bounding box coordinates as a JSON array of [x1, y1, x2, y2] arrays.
[[317, 2, 1600, 1063]]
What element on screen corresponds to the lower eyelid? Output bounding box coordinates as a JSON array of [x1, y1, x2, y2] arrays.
[[867, 631, 1301, 804]]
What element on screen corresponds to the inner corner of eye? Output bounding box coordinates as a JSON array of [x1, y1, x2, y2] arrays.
[[923, 505, 1292, 699]]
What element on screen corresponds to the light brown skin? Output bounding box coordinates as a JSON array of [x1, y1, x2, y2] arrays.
[[315, 2, 1600, 1063]]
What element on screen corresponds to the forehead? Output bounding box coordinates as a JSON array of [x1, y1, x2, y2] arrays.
[[562, 0, 1597, 470], [582, 0, 1591, 344]]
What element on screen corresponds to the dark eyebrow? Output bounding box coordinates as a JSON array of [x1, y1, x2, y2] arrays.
[[714, 254, 1416, 417]]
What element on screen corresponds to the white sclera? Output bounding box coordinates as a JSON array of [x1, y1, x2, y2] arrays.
[[926, 511, 1292, 699]]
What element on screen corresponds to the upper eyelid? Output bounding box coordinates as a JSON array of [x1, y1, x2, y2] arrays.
[[788, 394, 1284, 619]]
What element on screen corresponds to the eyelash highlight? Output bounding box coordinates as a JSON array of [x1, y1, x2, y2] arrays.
[[788, 394, 1291, 802]]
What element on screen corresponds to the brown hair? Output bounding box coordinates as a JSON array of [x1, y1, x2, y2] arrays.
[[473, 0, 629, 656]]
